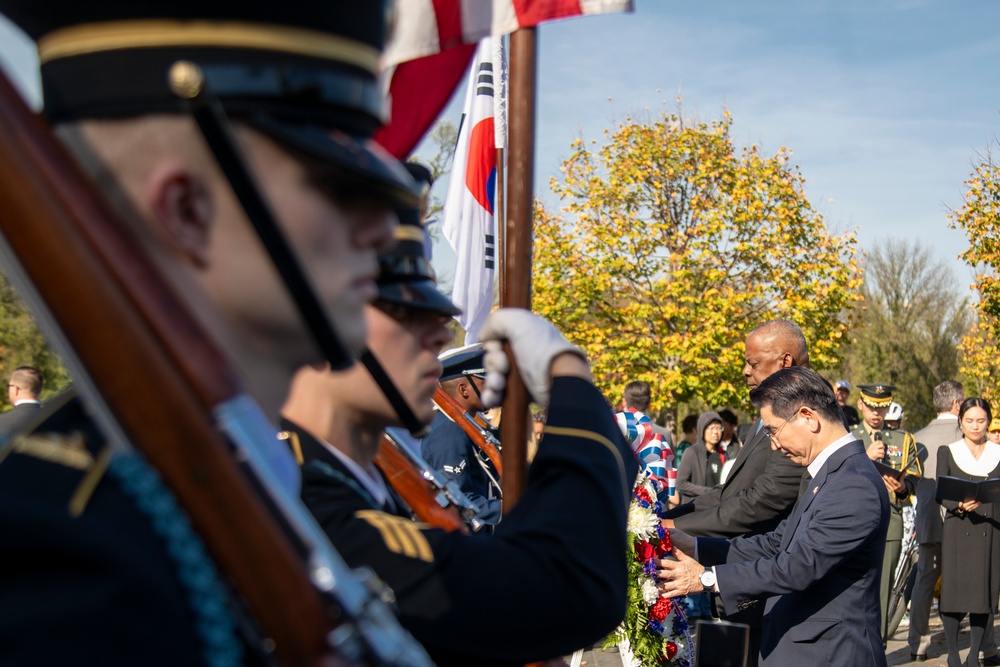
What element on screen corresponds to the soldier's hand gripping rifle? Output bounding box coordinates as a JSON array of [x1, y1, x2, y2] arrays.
[[0, 67, 431, 666]]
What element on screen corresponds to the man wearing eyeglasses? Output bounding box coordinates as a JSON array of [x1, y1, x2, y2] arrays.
[[0, 367, 44, 431], [658, 366, 891, 667]]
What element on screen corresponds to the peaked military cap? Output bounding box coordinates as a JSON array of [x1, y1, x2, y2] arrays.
[[404, 161, 434, 189], [377, 213, 460, 317], [857, 383, 895, 408], [438, 344, 486, 382], [0, 0, 418, 206]]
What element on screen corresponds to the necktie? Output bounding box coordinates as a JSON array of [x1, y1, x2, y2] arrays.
[[798, 471, 812, 499]]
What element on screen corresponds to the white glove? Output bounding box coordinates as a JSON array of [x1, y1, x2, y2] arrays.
[[477, 308, 586, 408]]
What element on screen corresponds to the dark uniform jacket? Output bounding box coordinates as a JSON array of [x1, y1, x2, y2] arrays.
[[0, 393, 259, 666], [420, 410, 502, 525], [296, 376, 637, 666]]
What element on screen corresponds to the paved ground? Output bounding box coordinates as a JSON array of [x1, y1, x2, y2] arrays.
[[572, 613, 1000, 666]]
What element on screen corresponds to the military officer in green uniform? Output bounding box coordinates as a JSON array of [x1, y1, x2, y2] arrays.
[[851, 383, 921, 641]]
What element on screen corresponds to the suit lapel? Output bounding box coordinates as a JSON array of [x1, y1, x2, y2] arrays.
[[723, 422, 766, 485], [780, 469, 823, 548], [778, 441, 862, 548]]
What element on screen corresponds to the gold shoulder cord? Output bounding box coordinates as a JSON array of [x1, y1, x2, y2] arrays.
[[69, 444, 113, 517], [278, 430, 304, 465]]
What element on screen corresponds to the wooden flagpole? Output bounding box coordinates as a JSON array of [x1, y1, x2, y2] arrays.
[[499, 26, 537, 510]]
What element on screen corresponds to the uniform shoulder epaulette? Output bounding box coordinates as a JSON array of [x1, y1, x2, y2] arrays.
[[0, 389, 89, 470], [0, 431, 93, 470]]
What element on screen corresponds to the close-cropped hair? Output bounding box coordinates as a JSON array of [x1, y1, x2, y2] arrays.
[[748, 318, 810, 368], [10, 366, 43, 397], [749, 366, 841, 424], [933, 380, 965, 413], [622, 381, 651, 412]]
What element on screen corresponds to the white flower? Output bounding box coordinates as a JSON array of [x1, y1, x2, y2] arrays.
[[641, 578, 660, 605], [626, 501, 660, 541], [639, 476, 659, 498]]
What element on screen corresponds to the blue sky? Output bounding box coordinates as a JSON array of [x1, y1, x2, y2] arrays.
[[414, 0, 1000, 289], [2, 4, 998, 289]]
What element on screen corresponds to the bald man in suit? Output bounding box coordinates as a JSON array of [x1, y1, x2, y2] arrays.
[[662, 320, 807, 665]]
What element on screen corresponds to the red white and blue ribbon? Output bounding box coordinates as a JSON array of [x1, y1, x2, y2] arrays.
[[616, 408, 673, 489]]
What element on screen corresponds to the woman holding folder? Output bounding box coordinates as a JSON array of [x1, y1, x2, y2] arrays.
[[936, 397, 1000, 667]]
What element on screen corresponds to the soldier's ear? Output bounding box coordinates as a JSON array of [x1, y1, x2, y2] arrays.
[[145, 162, 213, 269]]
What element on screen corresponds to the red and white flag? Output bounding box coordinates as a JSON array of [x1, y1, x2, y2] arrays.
[[376, 0, 634, 158], [441, 37, 503, 343]]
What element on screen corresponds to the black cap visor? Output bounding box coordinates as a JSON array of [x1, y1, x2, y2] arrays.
[[377, 279, 460, 317], [249, 116, 420, 209]]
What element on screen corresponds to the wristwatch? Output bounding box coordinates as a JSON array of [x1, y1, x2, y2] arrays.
[[700, 569, 717, 591]]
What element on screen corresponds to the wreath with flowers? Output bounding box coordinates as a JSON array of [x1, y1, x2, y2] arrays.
[[606, 474, 693, 666]]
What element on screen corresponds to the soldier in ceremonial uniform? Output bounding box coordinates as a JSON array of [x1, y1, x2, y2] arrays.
[[851, 383, 921, 641], [420, 344, 502, 527], [281, 216, 637, 665], [0, 6, 635, 665], [0, 1, 413, 664]]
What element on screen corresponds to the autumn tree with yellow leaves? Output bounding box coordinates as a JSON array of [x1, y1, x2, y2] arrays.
[[951, 145, 1000, 404], [532, 110, 862, 409]]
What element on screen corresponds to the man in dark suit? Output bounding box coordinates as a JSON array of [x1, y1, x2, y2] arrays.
[[0, 366, 43, 431], [659, 366, 890, 667], [662, 319, 807, 664]]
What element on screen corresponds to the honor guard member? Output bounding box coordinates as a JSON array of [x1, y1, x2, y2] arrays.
[[280, 209, 461, 524], [0, 1, 417, 664], [421, 344, 503, 527], [851, 383, 921, 641], [402, 160, 435, 259], [281, 215, 637, 665]]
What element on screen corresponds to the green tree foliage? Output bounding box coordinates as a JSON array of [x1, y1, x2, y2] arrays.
[[951, 143, 1000, 404], [957, 313, 1000, 404], [836, 239, 970, 428], [532, 109, 861, 408], [0, 272, 71, 406]]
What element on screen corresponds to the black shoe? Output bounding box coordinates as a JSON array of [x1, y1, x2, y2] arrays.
[[981, 655, 1000, 666], [909, 653, 927, 662]]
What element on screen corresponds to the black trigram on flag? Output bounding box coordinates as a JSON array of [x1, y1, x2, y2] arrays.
[[477, 61, 494, 98], [484, 234, 495, 270]]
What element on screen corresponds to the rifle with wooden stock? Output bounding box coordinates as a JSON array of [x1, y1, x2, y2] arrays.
[[432, 386, 504, 480], [375, 428, 487, 533], [0, 69, 430, 666]]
